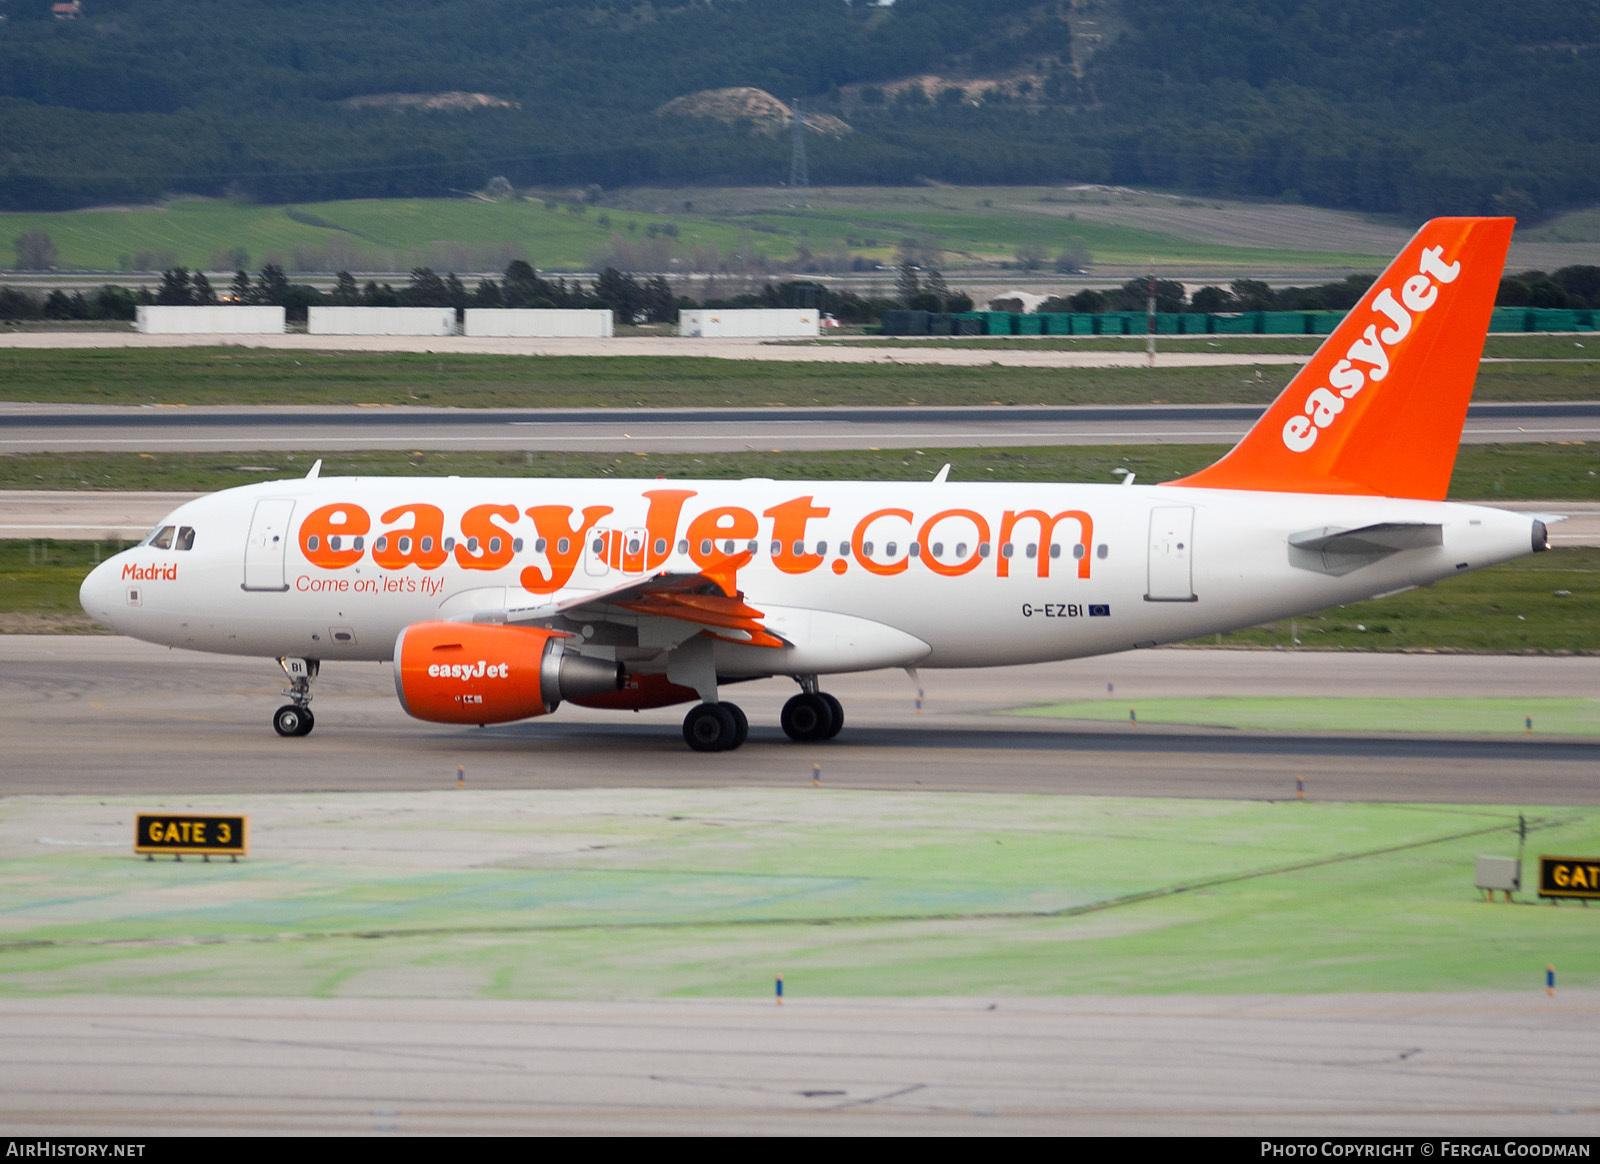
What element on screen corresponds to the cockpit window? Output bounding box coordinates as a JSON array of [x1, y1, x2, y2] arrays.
[[175, 526, 195, 551], [149, 525, 175, 550]]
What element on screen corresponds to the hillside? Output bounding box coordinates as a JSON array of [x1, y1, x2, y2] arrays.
[[0, 0, 1595, 218]]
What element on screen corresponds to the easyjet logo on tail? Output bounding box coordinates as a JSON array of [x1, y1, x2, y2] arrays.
[[1282, 245, 1461, 454]]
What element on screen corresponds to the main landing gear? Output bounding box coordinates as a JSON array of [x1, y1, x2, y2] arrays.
[[273, 657, 318, 738], [682, 701, 748, 753], [679, 679, 842, 752]]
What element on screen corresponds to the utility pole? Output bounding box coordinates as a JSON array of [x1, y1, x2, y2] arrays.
[[789, 98, 809, 208], [1146, 262, 1157, 367]]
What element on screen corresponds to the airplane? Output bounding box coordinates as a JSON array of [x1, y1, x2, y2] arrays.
[[78, 217, 1551, 751]]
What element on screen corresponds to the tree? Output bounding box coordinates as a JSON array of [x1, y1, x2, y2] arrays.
[[192, 272, 218, 305], [15, 231, 58, 270], [445, 273, 468, 312], [1054, 238, 1091, 274], [330, 271, 360, 306], [229, 270, 255, 304], [1108, 277, 1185, 314], [1190, 285, 1235, 313], [43, 289, 87, 319], [1014, 243, 1047, 271], [90, 285, 140, 321], [642, 275, 677, 323], [156, 268, 195, 305], [256, 264, 290, 306], [0, 287, 40, 320], [401, 268, 450, 307], [895, 261, 920, 307], [502, 260, 541, 308], [1230, 279, 1275, 312], [593, 267, 644, 322]]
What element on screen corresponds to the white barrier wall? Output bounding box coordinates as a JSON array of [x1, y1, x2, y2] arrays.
[[678, 309, 820, 338], [308, 307, 457, 336], [135, 306, 285, 334], [463, 309, 614, 338]]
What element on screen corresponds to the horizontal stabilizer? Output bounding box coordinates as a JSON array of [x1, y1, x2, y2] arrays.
[[1288, 522, 1443, 555], [1287, 521, 1442, 576]]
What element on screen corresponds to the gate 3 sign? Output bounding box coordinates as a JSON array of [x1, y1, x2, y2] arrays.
[[1538, 855, 1600, 900], [135, 813, 249, 857]]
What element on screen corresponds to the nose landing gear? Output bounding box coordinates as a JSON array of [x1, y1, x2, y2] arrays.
[[781, 679, 843, 743], [273, 656, 318, 737]]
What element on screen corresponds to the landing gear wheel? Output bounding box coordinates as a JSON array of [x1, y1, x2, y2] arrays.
[[683, 702, 739, 752], [781, 692, 837, 742], [726, 702, 749, 749], [273, 704, 314, 737], [818, 692, 844, 739]]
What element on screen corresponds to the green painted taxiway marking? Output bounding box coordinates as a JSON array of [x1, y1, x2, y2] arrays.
[[1, 791, 1595, 1000]]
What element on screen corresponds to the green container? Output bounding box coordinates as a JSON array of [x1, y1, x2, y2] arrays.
[[1529, 309, 1592, 332], [1210, 312, 1262, 334], [1014, 313, 1043, 335]]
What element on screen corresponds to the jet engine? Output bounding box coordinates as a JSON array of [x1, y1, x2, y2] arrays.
[[394, 621, 623, 725]]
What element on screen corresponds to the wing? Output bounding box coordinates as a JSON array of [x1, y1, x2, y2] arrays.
[[492, 570, 787, 649]]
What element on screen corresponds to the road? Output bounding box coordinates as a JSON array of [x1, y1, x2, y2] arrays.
[[3, 400, 1597, 455]]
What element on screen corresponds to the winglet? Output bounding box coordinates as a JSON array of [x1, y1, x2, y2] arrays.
[[1167, 217, 1513, 499]]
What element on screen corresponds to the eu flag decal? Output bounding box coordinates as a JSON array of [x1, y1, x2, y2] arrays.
[[1089, 604, 1111, 617]]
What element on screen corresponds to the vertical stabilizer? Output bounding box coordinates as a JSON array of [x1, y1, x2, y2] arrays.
[[1169, 217, 1513, 499]]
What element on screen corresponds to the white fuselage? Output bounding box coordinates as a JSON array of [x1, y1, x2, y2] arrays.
[[79, 475, 1541, 681]]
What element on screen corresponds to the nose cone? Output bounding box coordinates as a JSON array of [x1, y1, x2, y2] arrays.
[[79, 557, 122, 630]]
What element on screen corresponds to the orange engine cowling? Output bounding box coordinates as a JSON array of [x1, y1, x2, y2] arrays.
[[394, 621, 623, 725]]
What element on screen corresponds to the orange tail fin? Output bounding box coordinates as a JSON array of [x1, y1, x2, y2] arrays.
[[1168, 217, 1513, 499]]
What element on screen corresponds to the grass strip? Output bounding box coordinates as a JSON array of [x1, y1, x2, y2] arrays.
[[3, 347, 1599, 406]]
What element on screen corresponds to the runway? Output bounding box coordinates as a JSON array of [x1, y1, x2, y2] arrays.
[[3, 400, 1597, 454], [4, 637, 1596, 803], [3, 993, 1595, 1135]]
